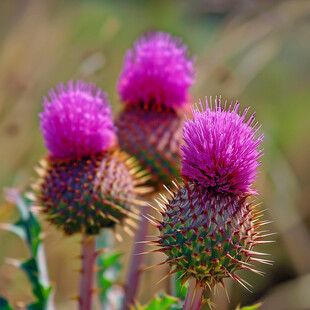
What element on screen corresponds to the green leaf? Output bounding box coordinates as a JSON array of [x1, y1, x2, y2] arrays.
[[97, 251, 122, 303], [131, 294, 180, 310], [15, 195, 42, 256], [96, 230, 123, 309], [3, 190, 53, 309], [98, 252, 122, 270], [236, 303, 263, 310], [174, 271, 188, 300], [27, 303, 45, 310], [3, 190, 42, 256], [0, 297, 14, 310], [21, 258, 44, 302]]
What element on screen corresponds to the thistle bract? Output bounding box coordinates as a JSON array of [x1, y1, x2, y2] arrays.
[[35, 80, 146, 235], [35, 151, 140, 235], [155, 181, 265, 288], [150, 98, 270, 290], [116, 107, 183, 188], [116, 32, 195, 188]]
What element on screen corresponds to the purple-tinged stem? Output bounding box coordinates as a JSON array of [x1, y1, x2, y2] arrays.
[[191, 283, 204, 310], [121, 205, 151, 310], [183, 278, 196, 310], [183, 279, 204, 310], [79, 235, 96, 310]]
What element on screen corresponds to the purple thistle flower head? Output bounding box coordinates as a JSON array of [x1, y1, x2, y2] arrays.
[[117, 31, 196, 110], [181, 97, 264, 195], [39, 80, 116, 158]]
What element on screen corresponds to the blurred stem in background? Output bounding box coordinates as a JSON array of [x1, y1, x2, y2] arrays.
[[122, 204, 151, 310]]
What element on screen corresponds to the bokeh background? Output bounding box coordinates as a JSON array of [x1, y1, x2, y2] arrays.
[[0, 0, 310, 309]]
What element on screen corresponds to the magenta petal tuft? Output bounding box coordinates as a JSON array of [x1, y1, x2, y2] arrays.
[[39, 80, 116, 158], [181, 97, 264, 195], [117, 31, 196, 109]]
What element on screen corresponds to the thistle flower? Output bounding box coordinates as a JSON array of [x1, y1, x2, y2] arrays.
[[149, 98, 271, 295], [116, 31, 196, 188], [35, 80, 147, 235], [182, 101, 263, 195], [40, 80, 116, 159], [117, 31, 195, 110]]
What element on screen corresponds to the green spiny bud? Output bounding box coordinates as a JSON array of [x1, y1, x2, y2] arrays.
[[152, 180, 269, 289]]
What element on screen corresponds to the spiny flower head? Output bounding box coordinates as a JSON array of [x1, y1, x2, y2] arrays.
[[35, 151, 146, 235], [147, 98, 271, 291], [117, 31, 195, 110], [182, 98, 263, 195], [150, 182, 268, 289], [39, 80, 116, 159], [36, 80, 149, 235]]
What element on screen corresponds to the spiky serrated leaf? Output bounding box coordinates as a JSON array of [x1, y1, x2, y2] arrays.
[[5, 190, 42, 256], [3, 190, 53, 309], [15, 216, 42, 255], [0, 297, 14, 310], [21, 258, 51, 304], [236, 302, 263, 310], [130, 294, 180, 310], [16, 195, 42, 256]]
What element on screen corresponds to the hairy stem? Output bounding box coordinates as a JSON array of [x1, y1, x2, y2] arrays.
[[79, 235, 96, 310], [183, 279, 204, 310], [121, 205, 151, 310]]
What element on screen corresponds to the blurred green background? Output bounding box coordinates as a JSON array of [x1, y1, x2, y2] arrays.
[[0, 0, 310, 309]]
